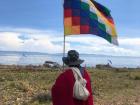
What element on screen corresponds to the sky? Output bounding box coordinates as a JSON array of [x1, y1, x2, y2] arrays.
[[0, 0, 140, 56]]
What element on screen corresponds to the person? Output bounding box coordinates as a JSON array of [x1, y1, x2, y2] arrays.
[[51, 50, 94, 105]]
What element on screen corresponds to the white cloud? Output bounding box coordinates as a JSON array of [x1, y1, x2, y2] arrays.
[[0, 32, 23, 51], [63, 37, 140, 56], [21, 37, 63, 53], [0, 28, 63, 53], [0, 27, 140, 57]]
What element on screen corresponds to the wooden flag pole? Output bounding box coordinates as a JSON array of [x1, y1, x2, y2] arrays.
[[63, 35, 66, 70], [63, 0, 65, 71], [63, 35, 66, 57]]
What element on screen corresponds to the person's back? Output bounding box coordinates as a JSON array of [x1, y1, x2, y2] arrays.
[[51, 50, 94, 105]]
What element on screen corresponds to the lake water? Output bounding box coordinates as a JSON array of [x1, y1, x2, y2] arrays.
[[0, 51, 140, 68]]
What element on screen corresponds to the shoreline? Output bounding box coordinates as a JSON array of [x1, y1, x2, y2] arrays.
[[0, 64, 140, 71]]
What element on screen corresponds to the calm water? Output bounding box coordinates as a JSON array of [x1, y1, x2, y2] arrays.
[[0, 51, 140, 68]]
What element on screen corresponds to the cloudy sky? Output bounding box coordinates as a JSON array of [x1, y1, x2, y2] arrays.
[[0, 0, 140, 56]]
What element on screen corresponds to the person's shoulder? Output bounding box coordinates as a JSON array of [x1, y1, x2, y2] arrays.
[[54, 68, 73, 83], [58, 68, 72, 77], [62, 68, 73, 76], [83, 67, 87, 72], [83, 68, 91, 77]]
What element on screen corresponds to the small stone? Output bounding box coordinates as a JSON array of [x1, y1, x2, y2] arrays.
[[17, 98, 20, 101]]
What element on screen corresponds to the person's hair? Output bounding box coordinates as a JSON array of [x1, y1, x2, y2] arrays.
[[69, 64, 81, 69]]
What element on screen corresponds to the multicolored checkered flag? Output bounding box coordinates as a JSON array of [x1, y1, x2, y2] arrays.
[[64, 0, 118, 45]]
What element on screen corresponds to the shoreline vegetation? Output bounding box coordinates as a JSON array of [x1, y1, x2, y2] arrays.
[[0, 64, 140, 105]]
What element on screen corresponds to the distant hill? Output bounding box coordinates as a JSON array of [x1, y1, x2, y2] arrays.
[[0, 51, 49, 56]]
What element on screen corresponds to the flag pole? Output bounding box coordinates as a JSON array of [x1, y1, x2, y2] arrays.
[[63, 0, 65, 70], [63, 35, 66, 70], [63, 35, 66, 57]]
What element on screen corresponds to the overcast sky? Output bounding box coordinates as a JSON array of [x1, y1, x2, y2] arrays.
[[0, 0, 140, 56]]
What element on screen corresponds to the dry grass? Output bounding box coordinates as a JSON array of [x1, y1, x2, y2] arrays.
[[0, 68, 140, 105]]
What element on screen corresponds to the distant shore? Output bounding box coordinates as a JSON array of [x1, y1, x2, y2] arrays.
[[0, 64, 140, 71], [0, 64, 61, 71], [1, 51, 140, 68]]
